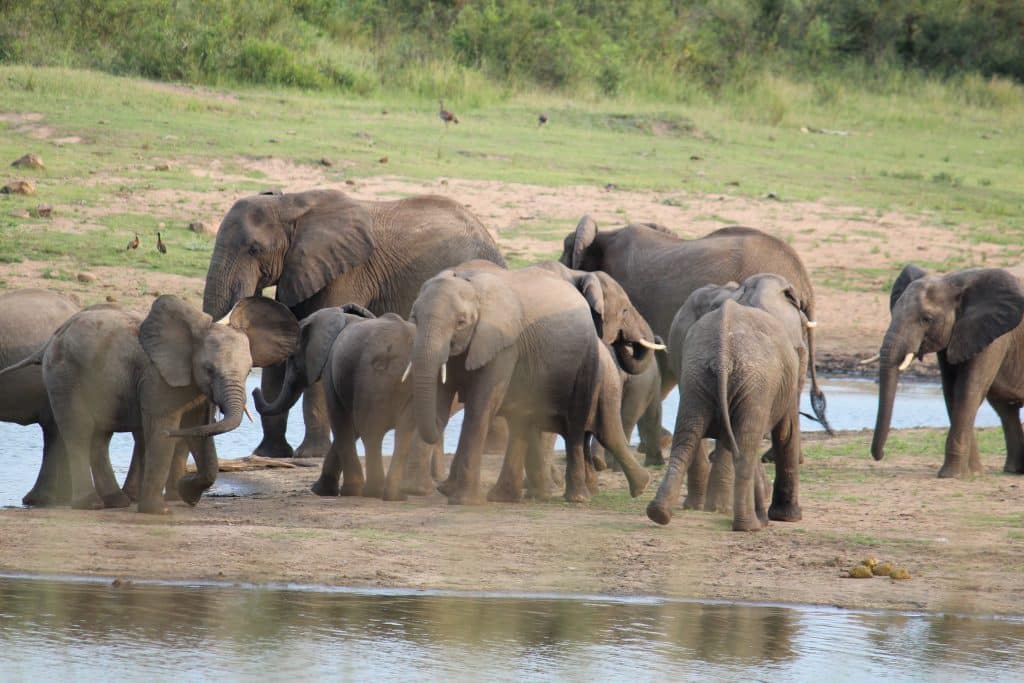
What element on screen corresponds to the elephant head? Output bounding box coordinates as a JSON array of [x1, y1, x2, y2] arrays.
[[871, 265, 1024, 460], [252, 303, 376, 416], [409, 270, 521, 444], [202, 190, 375, 319], [733, 274, 808, 351], [559, 215, 672, 271]]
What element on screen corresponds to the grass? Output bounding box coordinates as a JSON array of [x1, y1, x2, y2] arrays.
[[1, 65, 1023, 287]]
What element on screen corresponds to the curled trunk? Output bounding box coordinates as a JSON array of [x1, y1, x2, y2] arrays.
[[253, 360, 304, 416], [614, 340, 650, 375], [167, 383, 246, 439], [202, 252, 259, 320]]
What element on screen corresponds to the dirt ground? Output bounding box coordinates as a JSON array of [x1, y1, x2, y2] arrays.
[[0, 430, 1021, 615]]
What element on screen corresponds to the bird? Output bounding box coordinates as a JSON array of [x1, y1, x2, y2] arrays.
[[438, 99, 459, 126], [538, 113, 548, 127], [126, 233, 139, 250], [156, 232, 167, 254], [378, 155, 389, 165]]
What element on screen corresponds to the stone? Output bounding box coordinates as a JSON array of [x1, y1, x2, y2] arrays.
[[105, 295, 118, 303], [34, 204, 52, 218], [154, 162, 171, 171], [319, 158, 333, 167], [9, 209, 30, 218], [11, 153, 44, 169], [1, 180, 36, 195], [189, 220, 214, 235], [77, 272, 97, 283]]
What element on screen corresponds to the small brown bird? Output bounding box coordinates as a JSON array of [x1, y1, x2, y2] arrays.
[[439, 99, 459, 126], [126, 233, 139, 250], [538, 113, 548, 127], [156, 232, 167, 254], [378, 155, 389, 165]]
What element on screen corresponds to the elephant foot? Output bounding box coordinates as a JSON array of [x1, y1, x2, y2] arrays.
[[401, 478, 436, 496], [382, 487, 408, 502], [310, 477, 340, 497], [436, 477, 459, 497], [524, 486, 555, 502], [102, 491, 133, 508], [643, 452, 665, 467], [254, 437, 295, 459], [339, 480, 365, 496], [178, 476, 211, 506], [626, 469, 651, 498], [163, 487, 182, 503], [72, 492, 104, 510], [937, 462, 968, 479], [563, 482, 591, 504], [487, 483, 523, 503], [703, 497, 731, 514], [1004, 460, 1024, 474], [732, 516, 764, 532], [446, 487, 486, 505], [295, 437, 331, 460], [590, 451, 608, 471], [646, 501, 672, 525], [22, 487, 65, 507], [122, 481, 139, 503], [969, 460, 985, 476], [361, 481, 385, 499], [768, 502, 802, 522], [138, 499, 171, 515], [682, 494, 705, 511]]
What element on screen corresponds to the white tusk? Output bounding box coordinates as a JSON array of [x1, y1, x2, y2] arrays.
[[243, 404, 254, 423], [401, 362, 412, 383], [897, 353, 915, 372], [214, 314, 231, 326], [441, 362, 447, 385], [637, 338, 667, 351], [805, 320, 818, 329], [858, 354, 880, 365]]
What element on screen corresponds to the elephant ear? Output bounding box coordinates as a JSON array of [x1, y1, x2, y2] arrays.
[[890, 263, 928, 312], [577, 272, 606, 340], [947, 269, 1024, 364], [228, 296, 300, 368], [569, 215, 598, 269], [140, 295, 211, 387], [296, 309, 351, 383], [275, 191, 376, 307], [465, 273, 524, 371], [339, 303, 376, 319]]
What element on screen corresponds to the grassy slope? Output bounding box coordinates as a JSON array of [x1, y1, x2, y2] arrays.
[[1, 66, 1023, 290]]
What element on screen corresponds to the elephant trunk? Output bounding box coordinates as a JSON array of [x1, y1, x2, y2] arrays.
[[167, 381, 247, 439], [614, 338, 650, 374], [202, 251, 259, 320], [412, 327, 449, 445], [871, 332, 913, 461], [253, 360, 304, 416]]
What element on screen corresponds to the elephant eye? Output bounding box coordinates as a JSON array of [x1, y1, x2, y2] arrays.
[[921, 314, 933, 324], [455, 316, 468, 328], [248, 243, 261, 256]]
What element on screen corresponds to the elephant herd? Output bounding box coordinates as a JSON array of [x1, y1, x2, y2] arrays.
[[2, 188, 1023, 531]]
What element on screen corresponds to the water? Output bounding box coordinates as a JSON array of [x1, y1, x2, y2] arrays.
[[0, 374, 1001, 508], [0, 575, 1021, 681]]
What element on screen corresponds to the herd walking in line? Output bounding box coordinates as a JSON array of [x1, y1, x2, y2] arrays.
[[2, 187, 1023, 531]]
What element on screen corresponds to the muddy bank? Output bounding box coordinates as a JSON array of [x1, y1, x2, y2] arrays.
[[0, 428, 1020, 616]]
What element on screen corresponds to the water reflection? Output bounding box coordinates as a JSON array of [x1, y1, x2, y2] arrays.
[[0, 577, 1021, 681]]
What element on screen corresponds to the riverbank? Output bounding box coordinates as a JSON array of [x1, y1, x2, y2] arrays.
[[1, 428, 1020, 616]]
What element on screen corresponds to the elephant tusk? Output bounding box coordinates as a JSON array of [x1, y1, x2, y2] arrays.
[[637, 338, 667, 351], [897, 353, 915, 372], [805, 320, 818, 329], [441, 362, 447, 385], [243, 404, 254, 423], [858, 354, 880, 365], [401, 362, 412, 383]]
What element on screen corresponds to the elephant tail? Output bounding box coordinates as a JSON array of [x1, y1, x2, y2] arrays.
[[717, 307, 742, 461], [0, 339, 50, 380], [801, 309, 834, 436]]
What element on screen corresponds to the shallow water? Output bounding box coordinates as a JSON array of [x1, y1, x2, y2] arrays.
[[0, 374, 1000, 507], [0, 575, 1021, 681]]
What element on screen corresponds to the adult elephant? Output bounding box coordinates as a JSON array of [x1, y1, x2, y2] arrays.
[[202, 189, 505, 459], [871, 264, 1024, 477], [560, 218, 828, 428], [0, 289, 79, 506]]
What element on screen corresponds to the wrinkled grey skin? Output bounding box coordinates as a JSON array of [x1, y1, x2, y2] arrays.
[[202, 189, 505, 461], [667, 274, 814, 513], [0, 289, 79, 506], [409, 261, 651, 505], [648, 300, 803, 531], [253, 305, 443, 501], [560, 218, 827, 427], [0, 296, 298, 514], [592, 348, 666, 471], [872, 264, 1024, 477]]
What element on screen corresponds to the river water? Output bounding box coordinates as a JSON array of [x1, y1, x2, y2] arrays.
[[0, 375, 999, 508], [1, 575, 1022, 681]]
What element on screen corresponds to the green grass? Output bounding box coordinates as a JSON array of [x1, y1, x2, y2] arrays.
[[1, 65, 1023, 283]]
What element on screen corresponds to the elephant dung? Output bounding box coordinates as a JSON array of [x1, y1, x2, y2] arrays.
[[11, 153, 44, 170], [1, 180, 36, 195]]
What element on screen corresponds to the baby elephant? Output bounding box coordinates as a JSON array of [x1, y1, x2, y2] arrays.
[[253, 305, 438, 501], [647, 298, 803, 531]]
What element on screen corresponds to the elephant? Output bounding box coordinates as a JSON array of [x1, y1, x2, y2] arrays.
[[871, 264, 1024, 477], [666, 274, 816, 512], [0, 295, 299, 513], [0, 289, 79, 506], [202, 189, 505, 461], [592, 347, 666, 471], [647, 299, 803, 531], [409, 261, 652, 504], [559, 218, 829, 429], [253, 304, 443, 501]]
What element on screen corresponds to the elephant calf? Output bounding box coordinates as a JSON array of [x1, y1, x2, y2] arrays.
[[647, 299, 803, 531], [253, 305, 441, 501]]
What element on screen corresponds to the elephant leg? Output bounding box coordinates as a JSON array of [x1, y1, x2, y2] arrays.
[[941, 355, 999, 478], [754, 461, 770, 527], [647, 408, 708, 525], [732, 429, 768, 532], [122, 433, 144, 502], [385, 417, 415, 502], [488, 425, 526, 503], [703, 440, 734, 514], [768, 409, 803, 523], [682, 438, 710, 510], [484, 415, 510, 455], [139, 418, 175, 514], [50, 400, 103, 510], [638, 399, 665, 467], [90, 431, 129, 508], [162, 439, 189, 502], [399, 437, 436, 497], [992, 399, 1024, 474], [583, 437, 600, 497], [590, 437, 609, 472], [361, 433, 387, 499], [564, 433, 590, 503], [313, 415, 360, 496], [443, 374, 507, 505], [254, 362, 295, 458], [593, 407, 651, 499], [525, 431, 557, 500], [431, 444, 446, 481], [296, 379, 332, 460], [22, 421, 71, 507], [179, 435, 217, 506]]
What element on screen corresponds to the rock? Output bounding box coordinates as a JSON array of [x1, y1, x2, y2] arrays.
[[11, 153, 44, 169], [9, 209, 30, 218], [34, 204, 53, 218], [76, 272, 97, 283], [344, 179, 356, 186], [1, 180, 36, 195], [154, 162, 171, 171], [319, 158, 333, 167], [189, 220, 214, 235], [378, 155, 388, 164], [105, 295, 118, 303]]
